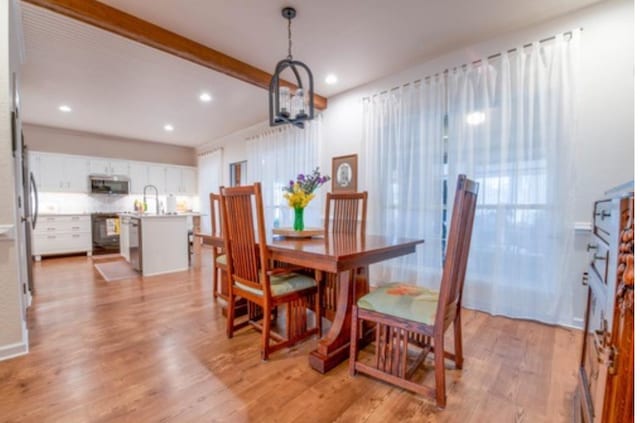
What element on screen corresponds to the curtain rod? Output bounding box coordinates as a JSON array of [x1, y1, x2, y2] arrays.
[[197, 146, 223, 157], [363, 28, 582, 101]]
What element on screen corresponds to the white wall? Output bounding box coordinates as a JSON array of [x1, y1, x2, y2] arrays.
[[198, 0, 634, 327]]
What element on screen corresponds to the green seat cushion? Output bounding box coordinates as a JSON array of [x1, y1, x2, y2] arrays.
[[215, 254, 227, 266], [357, 282, 440, 325], [235, 272, 316, 297]]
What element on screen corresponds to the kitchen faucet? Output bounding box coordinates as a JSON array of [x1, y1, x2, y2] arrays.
[[143, 185, 160, 215]]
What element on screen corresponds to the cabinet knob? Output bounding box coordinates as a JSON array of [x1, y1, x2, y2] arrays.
[[586, 243, 598, 252]]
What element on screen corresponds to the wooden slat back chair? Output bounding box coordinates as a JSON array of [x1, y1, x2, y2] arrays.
[[349, 175, 478, 408], [220, 183, 322, 360], [323, 191, 368, 321], [210, 193, 227, 300]]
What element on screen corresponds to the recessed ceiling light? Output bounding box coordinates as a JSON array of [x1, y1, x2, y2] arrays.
[[58, 105, 72, 112], [164, 124, 174, 132], [199, 92, 212, 102], [325, 74, 338, 85]]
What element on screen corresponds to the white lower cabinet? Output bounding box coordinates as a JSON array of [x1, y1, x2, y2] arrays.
[[32, 215, 92, 260], [120, 216, 130, 261]]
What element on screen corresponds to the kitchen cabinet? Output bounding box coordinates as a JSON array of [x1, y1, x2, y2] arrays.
[[147, 165, 166, 194], [33, 152, 89, 193], [30, 151, 196, 196], [89, 158, 130, 176], [129, 162, 148, 194], [165, 166, 182, 194], [165, 166, 197, 195], [32, 214, 92, 260], [119, 215, 130, 261], [182, 168, 197, 195]]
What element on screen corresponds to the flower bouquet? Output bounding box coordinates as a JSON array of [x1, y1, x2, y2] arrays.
[[283, 167, 330, 231]]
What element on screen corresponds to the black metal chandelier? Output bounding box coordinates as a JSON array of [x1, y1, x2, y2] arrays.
[[269, 7, 314, 129]]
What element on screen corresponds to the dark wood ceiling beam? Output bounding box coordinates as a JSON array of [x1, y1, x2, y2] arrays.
[[22, 0, 328, 110]]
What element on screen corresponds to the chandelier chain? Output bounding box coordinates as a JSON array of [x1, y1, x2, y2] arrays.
[[287, 17, 292, 60]]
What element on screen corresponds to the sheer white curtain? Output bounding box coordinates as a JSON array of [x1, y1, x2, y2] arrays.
[[247, 117, 323, 234], [363, 77, 446, 287], [197, 149, 222, 234], [447, 32, 580, 324]]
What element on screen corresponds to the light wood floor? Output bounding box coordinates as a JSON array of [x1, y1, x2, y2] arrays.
[[0, 248, 581, 422]]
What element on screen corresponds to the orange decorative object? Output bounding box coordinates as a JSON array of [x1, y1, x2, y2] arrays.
[[385, 284, 424, 296]]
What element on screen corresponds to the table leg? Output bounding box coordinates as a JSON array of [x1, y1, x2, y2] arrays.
[[309, 270, 355, 373]]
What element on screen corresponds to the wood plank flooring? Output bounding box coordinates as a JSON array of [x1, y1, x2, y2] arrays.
[[0, 248, 581, 422]]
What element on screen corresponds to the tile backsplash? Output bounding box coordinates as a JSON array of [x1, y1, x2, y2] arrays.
[[38, 193, 198, 214]]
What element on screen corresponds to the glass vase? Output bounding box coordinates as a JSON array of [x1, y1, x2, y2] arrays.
[[293, 207, 305, 231]]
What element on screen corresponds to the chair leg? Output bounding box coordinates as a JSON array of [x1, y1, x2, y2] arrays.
[[349, 306, 359, 377], [434, 335, 447, 408], [261, 304, 272, 361], [213, 264, 219, 299], [454, 313, 463, 369], [226, 292, 236, 339]]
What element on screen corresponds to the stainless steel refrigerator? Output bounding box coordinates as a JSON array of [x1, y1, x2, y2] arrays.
[[12, 73, 37, 301]]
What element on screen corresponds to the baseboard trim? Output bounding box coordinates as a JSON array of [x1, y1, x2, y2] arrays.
[[0, 341, 28, 361]]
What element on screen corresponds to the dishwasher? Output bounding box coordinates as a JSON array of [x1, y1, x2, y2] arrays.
[[129, 217, 142, 272]]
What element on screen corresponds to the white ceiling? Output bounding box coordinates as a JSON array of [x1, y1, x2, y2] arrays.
[[20, 0, 600, 147]]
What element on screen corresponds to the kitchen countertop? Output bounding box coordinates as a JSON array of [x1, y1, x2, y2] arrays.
[[39, 212, 92, 216], [119, 212, 202, 219]]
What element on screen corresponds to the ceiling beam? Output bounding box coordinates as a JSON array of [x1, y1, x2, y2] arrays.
[[22, 0, 328, 111]]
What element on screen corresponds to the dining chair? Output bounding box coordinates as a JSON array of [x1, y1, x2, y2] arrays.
[[220, 182, 322, 360], [348, 174, 478, 408], [323, 191, 368, 321], [210, 193, 226, 299]]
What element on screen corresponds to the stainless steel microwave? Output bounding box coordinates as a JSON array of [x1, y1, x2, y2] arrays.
[[89, 175, 130, 195]]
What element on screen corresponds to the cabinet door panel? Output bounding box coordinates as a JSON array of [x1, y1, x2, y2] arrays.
[[110, 160, 129, 176], [89, 159, 110, 175], [182, 168, 197, 195], [65, 156, 89, 192], [129, 163, 148, 194], [165, 167, 182, 194], [38, 154, 65, 192], [147, 166, 166, 194]]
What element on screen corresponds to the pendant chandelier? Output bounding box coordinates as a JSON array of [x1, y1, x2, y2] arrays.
[[269, 7, 314, 129]]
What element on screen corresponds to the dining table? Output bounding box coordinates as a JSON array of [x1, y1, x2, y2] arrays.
[[202, 231, 424, 373], [268, 233, 424, 373]]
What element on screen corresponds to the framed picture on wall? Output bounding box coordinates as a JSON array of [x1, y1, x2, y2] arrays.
[[331, 154, 358, 192]]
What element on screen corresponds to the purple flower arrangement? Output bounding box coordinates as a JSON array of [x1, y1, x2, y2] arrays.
[[283, 167, 331, 196]]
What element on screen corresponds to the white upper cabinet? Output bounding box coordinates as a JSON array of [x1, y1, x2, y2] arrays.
[[147, 165, 166, 194], [165, 166, 182, 194], [182, 168, 197, 195], [31, 151, 196, 196], [66, 156, 90, 192], [165, 166, 197, 195], [88, 159, 110, 175], [129, 162, 148, 194], [33, 152, 89, 193], [110, 160, 130, 176], [89, 158, 129, 176]]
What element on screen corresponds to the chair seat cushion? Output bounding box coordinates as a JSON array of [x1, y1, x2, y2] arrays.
[[357, 282, 440, 325], [215, 254, 227, 266], [235, 273, 316, 297]]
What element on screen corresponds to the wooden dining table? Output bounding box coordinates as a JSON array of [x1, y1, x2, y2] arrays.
[[268, 233, 424, 373], [202, 231, 424, 373]]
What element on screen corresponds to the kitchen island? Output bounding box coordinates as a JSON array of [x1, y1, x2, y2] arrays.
[[119, 213, 199, 277]]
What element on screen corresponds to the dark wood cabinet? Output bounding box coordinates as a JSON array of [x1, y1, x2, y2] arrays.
[[575, 183, 633, 423]]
